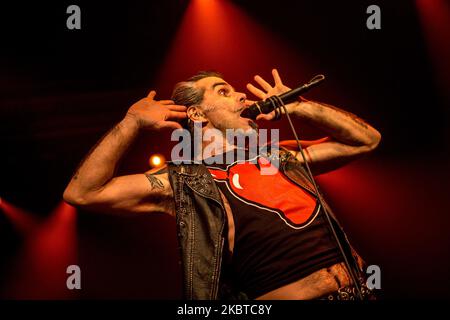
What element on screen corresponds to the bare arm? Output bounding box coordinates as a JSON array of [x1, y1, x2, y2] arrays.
[[287, 98, 381, 174], [247, 69, 381, 175], [63, 91, 187, 215]]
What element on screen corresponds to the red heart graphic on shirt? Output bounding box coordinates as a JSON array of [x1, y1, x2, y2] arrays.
[[208, 158, 318, 227]]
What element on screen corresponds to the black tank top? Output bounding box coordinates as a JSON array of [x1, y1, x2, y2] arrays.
[[205, 149, 343, 298]]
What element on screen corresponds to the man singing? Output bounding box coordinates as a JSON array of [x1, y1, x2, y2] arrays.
[[63, 69, 381, 300]]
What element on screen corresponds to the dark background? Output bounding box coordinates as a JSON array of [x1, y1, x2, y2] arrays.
[[0, 0, 449, 299]]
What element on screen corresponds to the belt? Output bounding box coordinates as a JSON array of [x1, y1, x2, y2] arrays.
[[318, 280, 377, 301]]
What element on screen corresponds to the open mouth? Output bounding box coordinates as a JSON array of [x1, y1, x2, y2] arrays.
[[238, 109, 258, 129], [238, 107, 252, 120]]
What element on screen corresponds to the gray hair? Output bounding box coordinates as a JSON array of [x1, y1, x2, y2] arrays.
[[171, 70, 223, 132]]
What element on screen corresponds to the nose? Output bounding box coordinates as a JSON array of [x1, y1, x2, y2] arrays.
[[237, 92, 247, 103]]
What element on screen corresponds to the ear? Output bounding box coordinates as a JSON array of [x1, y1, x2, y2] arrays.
[[187, 105, 208, 123]]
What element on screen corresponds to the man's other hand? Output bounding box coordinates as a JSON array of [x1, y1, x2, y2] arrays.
[[126, 90, 187, 131], [246, 68, 298, 121]]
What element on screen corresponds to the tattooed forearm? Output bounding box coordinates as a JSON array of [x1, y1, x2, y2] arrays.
[[70, 124, 124, 182], [64, 115, 142, 203], [145, 173, 164, 190], [311, 100, 369, 130], [295, 98, 380, 148]]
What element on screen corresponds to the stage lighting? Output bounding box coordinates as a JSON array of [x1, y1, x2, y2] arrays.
[[149, 154, 165, 168]]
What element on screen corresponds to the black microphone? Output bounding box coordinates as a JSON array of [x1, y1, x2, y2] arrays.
[[241, 74, 326, 120]]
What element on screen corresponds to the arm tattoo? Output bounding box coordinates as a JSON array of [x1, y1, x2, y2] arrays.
[[145, 173, 164, 190], [70, 124, 122, 181], [313, 101, 369, 130]]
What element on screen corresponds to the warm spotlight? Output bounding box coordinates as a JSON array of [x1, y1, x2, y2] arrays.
[[149, 154, 165, 168], [155, 0, 310, 96]]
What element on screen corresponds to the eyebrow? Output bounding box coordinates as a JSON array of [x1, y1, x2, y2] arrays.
[[212, 82, 234, 91]]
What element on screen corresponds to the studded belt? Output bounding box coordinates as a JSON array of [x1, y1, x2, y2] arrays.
[[318, 280, 377, 301]]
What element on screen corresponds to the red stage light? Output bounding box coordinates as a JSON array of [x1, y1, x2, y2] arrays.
[[0, 197, 40, 234], [155, 0, 312, 97], [415, 0, 450, 95], [2, 201, 78, 299]]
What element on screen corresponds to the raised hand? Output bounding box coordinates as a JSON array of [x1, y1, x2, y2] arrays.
[[126, 90, 187, 130], [246, 69, 295, 121]]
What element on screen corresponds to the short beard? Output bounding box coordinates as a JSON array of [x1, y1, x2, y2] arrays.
[[201, 104, 216, 112]]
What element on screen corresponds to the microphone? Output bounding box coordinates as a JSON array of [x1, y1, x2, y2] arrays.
[[241, 74, 326, 120]]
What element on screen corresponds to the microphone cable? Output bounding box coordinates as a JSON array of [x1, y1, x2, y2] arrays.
[[270, 76, 364, 300]]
